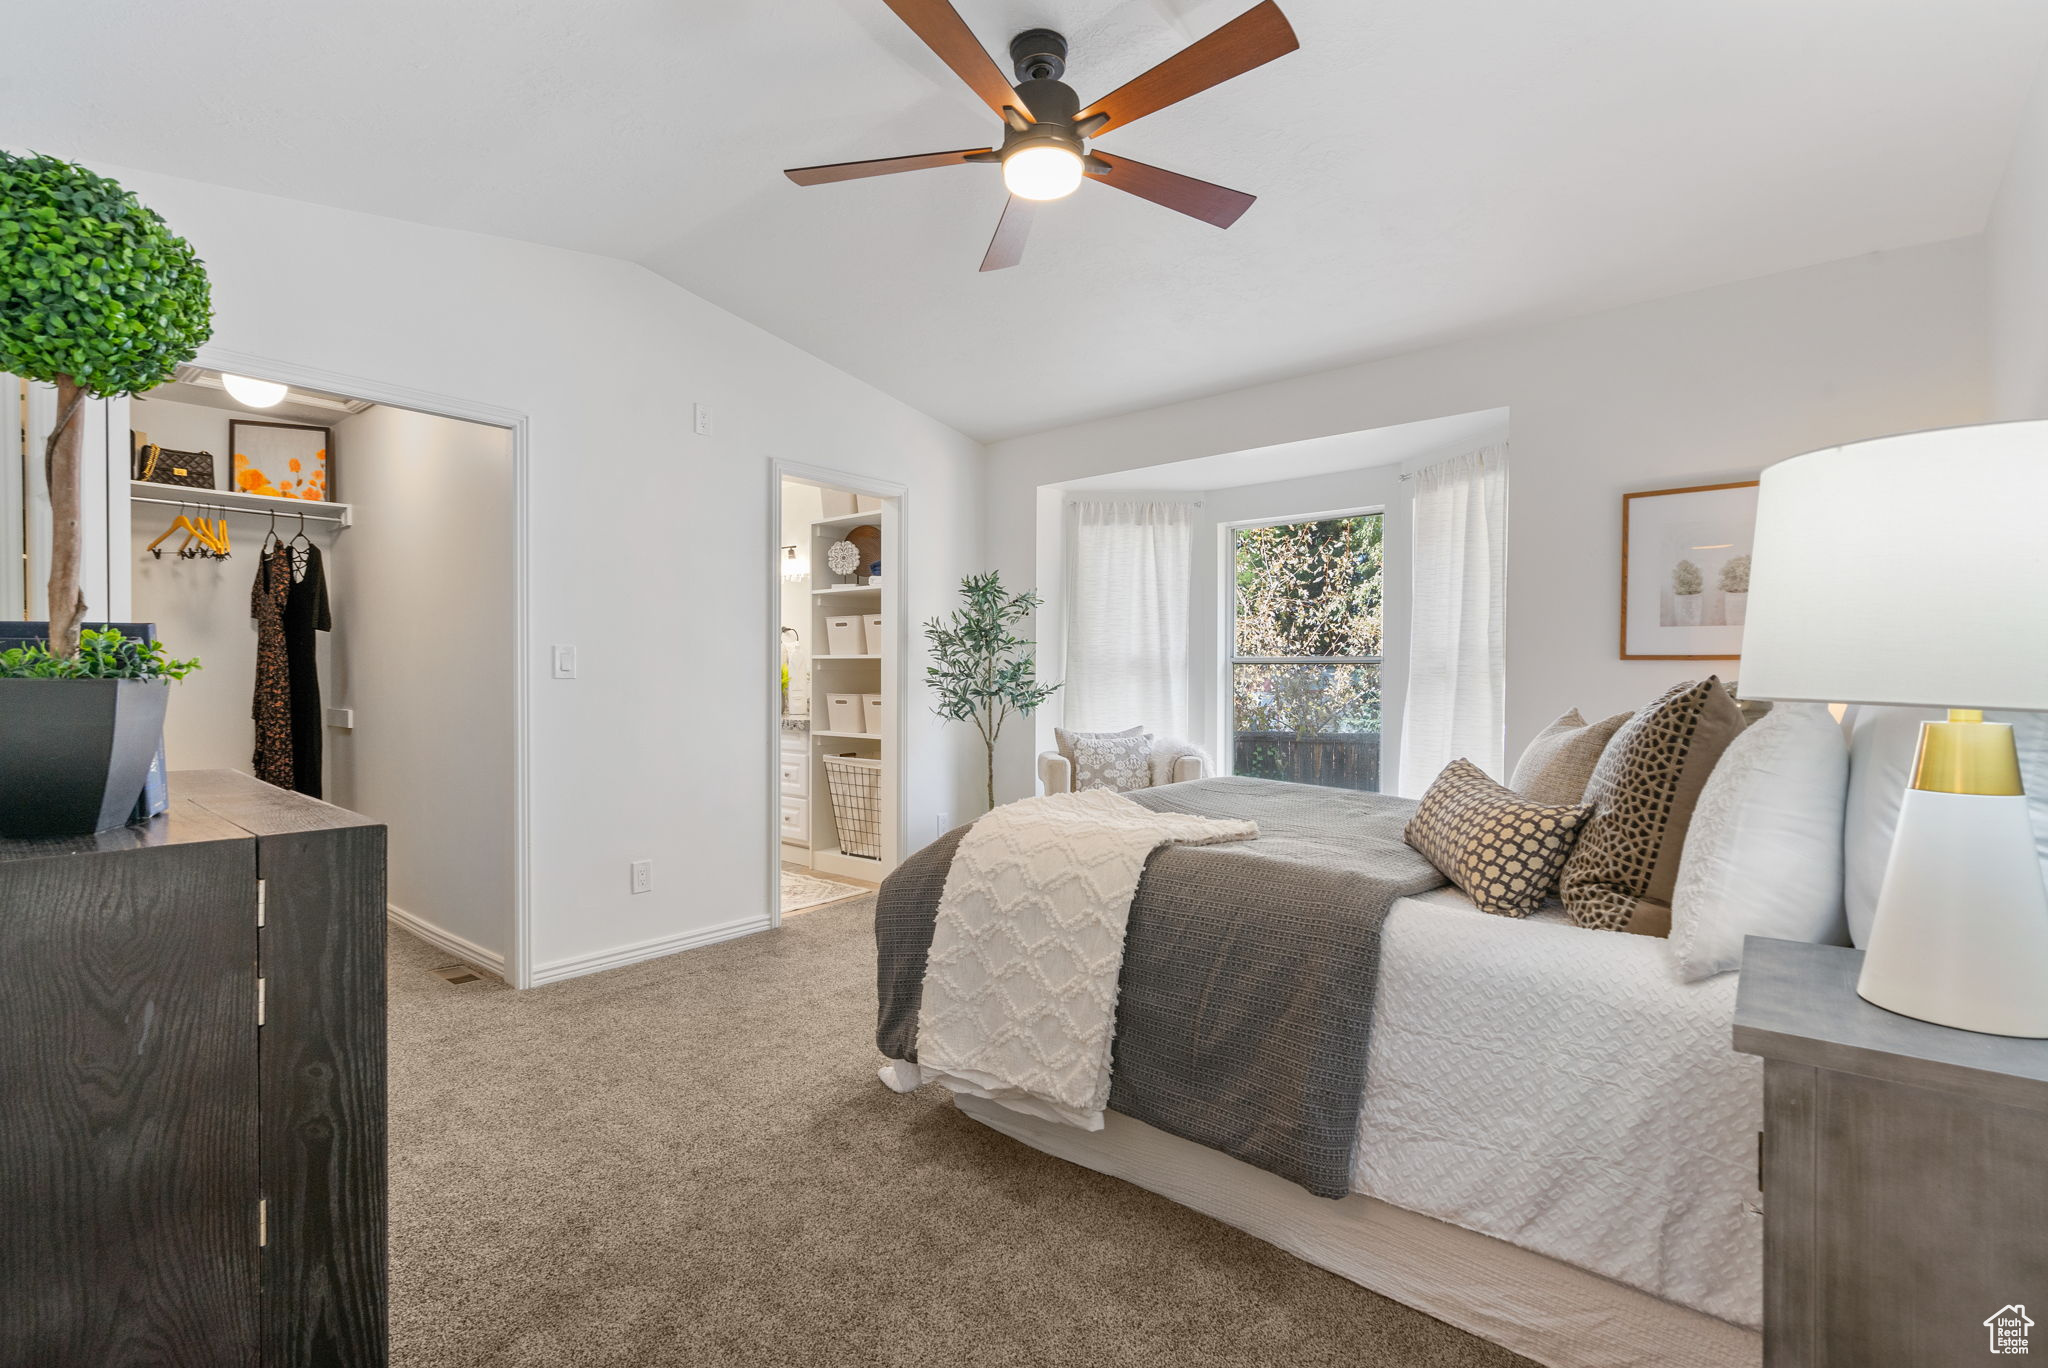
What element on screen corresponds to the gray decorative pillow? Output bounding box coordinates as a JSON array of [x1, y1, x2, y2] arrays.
[[1510, 708, 1631, 806], [1070, 732, 1154, 793], [1056, 724, 1144, 767]]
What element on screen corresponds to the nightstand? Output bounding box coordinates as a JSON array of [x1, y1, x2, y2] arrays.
[[1734, 936, 2048, 1366]]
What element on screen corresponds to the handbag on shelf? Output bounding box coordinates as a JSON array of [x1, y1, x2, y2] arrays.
[[135, 444, 216, 490]]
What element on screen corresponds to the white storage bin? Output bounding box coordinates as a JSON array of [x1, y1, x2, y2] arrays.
[[825, 693, 863, 733], [862, 614, 883, 651], [861, 693, 884, 735], [825, 615, 865, 656]]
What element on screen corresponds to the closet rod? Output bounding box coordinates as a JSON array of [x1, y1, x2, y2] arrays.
[[130, 491, 352, 528]]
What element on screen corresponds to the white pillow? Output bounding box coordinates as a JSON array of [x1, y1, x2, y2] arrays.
[[1670, 703, 1849, 981], [1844, 706, 2048, 947]]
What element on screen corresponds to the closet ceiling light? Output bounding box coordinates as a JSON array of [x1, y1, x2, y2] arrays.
[[221, 373, 288, 408]]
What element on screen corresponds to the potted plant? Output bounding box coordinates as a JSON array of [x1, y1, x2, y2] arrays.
[[0, 630, 199, 836], [0, 151, 213, 834], [1670, 557, 1705, 626], [1719, 553, 1751, 626], [924, 572, 1060, 812]]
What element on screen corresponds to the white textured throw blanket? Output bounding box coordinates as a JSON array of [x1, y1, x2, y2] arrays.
[[914, 789, 1258, 1129]]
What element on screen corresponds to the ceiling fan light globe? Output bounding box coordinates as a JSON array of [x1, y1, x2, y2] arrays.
[[1002, 145, 1083, 201], [221, 373, 288, 408]]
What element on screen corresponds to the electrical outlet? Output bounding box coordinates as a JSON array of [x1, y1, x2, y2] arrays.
[[692, 402, 713, 436], [935, 812, 951, 836], [629, 859, 653, 895], [552, 644, 577, 679]]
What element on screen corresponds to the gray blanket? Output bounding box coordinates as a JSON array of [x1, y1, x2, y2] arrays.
[[874, 776, 1447, 1198]]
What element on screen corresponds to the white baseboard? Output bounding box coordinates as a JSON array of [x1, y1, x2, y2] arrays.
[[387, 903, 507, 979], [528, 913, 772, 987]]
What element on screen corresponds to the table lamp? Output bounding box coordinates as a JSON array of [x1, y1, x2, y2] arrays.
[[1739, 421, 2048, 1037]]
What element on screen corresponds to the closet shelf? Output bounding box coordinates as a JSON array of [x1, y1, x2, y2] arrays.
[[812, 729, 881, 741], [810, 509, 883, 533], [812, 584, 880, 596], [131, 481, 353, 527], [812, 653, 881, 661]]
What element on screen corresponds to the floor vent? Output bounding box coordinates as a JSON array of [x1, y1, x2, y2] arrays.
[[431, 963, 483, 985]]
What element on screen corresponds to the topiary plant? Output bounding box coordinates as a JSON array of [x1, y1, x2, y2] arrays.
[[1671, 558, 1704, 596], [1718, 554, 1750, 594], [0, 152, 212, 657]]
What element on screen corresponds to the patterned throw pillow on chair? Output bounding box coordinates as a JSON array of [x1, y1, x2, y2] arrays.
[[1070, 732, 1155, 793], [1404, 759, 1593, 917]]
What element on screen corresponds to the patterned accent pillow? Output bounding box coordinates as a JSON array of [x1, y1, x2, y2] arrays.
[[1070, 732, 1155, 793], [1403, 759, 1592, 917], [1510, 707, 1631, 807], [1055, 724, 1145, 768], [1559, 678, 1746, 936]]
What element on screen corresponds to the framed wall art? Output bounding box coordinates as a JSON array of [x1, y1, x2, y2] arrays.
[[230, 420, 333, 502], [1620, 480, 1760, 660]]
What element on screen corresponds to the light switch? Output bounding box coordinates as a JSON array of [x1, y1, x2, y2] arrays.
[[552, 645, 578, 679], [326, 707, 354, 730], [693, 402, 713, 436]]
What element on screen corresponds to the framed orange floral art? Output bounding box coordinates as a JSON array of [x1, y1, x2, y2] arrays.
[[229, 420, 333, 502]]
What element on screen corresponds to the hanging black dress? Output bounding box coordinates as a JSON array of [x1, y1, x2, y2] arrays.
[[251, 541, 295, 790], [282, 541, 332, 798]]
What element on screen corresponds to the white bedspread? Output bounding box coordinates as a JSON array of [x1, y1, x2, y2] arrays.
[[916, 789, 1257, 1129], [1358, 887, 1762, 1328]]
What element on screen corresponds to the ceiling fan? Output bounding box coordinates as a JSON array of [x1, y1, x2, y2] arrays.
[[784, 0, 1299, 271]]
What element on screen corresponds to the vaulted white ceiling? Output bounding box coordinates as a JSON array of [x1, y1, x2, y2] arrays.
[[8, 0, 2045, 439]]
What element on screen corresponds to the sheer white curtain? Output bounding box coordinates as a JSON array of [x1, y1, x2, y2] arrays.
[[1397, 445, 1509, 795], [1063, 499, 1194, 738]]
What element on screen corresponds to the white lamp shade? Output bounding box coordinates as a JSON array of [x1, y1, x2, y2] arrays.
[[1740, 421, 2048, 710]]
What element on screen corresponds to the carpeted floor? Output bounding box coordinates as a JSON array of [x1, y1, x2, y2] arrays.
[[388, 898, 1533, 1368]]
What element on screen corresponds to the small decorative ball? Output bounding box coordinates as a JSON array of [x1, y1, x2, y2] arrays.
[[827, 540, 861, 575]]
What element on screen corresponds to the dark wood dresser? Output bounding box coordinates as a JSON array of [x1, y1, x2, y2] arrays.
[[0, 770, 388, 1367], [1735, 935, 2048, 1367]]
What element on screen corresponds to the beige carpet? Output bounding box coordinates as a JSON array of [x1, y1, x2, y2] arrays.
[[389, 899, 1533, 1368]]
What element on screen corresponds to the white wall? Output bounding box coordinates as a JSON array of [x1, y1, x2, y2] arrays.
[[1989, 51, 2048, 418], [90, 160, 986, 985], [129, 395, 341, 772], [323, 403, 515, 962], [989, 239, 1987, 801]]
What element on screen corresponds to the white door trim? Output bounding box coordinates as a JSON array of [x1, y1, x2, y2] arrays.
[[768, 460, 908, 928], [193, 345, 537, 988]]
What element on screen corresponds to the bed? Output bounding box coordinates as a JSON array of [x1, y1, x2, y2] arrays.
[[877, 779, 1767, 1368]]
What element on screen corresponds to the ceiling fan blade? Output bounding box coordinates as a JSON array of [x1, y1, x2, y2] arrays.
[[1090, 153, 1255, 229], [784, 148, 993, 186], [979, 197, 1033, 272], [881, 0, 1040, 123], [1075, 1, 1298, 138]]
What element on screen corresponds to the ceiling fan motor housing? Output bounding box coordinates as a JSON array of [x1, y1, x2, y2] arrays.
[[1010, 28, 1067, 82]]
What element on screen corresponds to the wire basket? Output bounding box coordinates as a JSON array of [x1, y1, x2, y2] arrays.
[[822, 755, 883, 860]]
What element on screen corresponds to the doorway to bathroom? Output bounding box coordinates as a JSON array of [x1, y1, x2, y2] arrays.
[[770, 463, 906, 922]]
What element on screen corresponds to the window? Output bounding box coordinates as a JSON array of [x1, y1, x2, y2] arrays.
[[1228, 512, 1385, 791]]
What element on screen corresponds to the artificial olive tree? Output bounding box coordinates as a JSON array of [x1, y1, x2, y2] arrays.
[[923, 572, 1060, 811], [0, 152, 212, 655]]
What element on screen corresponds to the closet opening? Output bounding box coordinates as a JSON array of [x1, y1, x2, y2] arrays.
[[128, 364, 522, 982], [772, 465, 904, 922]]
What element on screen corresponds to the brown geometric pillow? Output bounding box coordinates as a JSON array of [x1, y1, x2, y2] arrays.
[[1404, 759, 1593, 917], [1510, 708, 1631, 806], [1559, 678, 1746, 936]]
